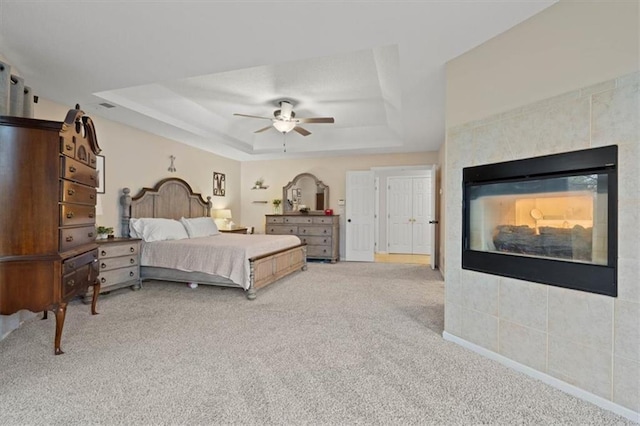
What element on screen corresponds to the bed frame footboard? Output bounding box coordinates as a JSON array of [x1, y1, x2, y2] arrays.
[[247, 244, 307, 299]]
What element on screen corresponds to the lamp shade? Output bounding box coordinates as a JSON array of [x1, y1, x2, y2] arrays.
[[214, 209, 232, 219]]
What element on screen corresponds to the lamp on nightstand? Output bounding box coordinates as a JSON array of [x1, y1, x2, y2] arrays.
[[214, 209, 233, 229]]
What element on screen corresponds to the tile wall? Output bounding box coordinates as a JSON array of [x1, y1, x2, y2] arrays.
[[444, 72, 639, 412]]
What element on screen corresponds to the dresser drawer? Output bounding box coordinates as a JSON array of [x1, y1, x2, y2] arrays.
[[60, 135, 97, 168], [266, 225, 298, 235], [306, 245, 333, 258], [60, 156, 97, 187], [60, 135, 76, 158], [60, 225, 96, 252], [299, 236, 332, 246], [283, 216, 313, 224], [266, 216, 284, 224], [312, 216, 337, 224], [60, 180, 97, 205], [98, 266, 139, 287], [99, 242, 139, 258], [100, 255, 138, 271], [298, 226, 332, 236], [63, 249, 98, 274], [62, 261, 98, 299], [60, 203, 95, 226]]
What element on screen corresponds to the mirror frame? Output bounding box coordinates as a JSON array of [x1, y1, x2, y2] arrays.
[[282, 173, 329, 212]]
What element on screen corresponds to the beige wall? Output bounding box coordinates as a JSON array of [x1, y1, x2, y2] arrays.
[[446, 0, 639, 128], [240, 152, 438, 234], [444, 0, 639, 417], [34, 99, 242, 236]]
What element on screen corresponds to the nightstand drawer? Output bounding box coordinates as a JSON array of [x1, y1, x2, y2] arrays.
[[98, 266, 139, 286], [99, 255, 138, 271], [99, 242, 139, 258]]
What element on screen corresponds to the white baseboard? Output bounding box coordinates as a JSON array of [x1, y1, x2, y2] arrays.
[[442, 331, 639, 423]]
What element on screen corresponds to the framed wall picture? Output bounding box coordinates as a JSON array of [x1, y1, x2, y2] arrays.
[[213, 172, 226, 197], [96, 155, 105, 194]]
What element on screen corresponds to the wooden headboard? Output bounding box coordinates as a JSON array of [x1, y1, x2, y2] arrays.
[[121, 178, 212, 237]]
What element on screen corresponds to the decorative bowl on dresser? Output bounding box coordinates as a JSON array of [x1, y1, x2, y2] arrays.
[[84, 237, 141, 302], [0, 107, 102, 354], [265, 213, 339, 263]]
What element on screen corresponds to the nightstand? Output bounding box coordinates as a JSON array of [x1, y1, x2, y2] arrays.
[[84, 237, 141, 302], [219, 226, 248, 234]]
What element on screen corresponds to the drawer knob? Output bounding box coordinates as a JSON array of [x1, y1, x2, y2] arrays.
[[302, 229, 306, 233], [323, 230, 327, 234], [101, 277, 106, 284], [89, 194, 95, 200], [66, 144, 73, 151], [90, 174, 95, 181], [67, 188, 75, 196], [91, 158, 96, 165], [69, 166, 77, 173], [65, 236, 73, 242], [89, 213, 94, 218], [101, 263, 106, 268], [129, 271, 134, 277], [130, 247, 135, 253], [130, 258, 135, 264], [68, 262, 75, 269], [66, 212, 74, 219], [88, 232, 94, 238], [67, 279, 75, 287], [101, 250, 107, 256]]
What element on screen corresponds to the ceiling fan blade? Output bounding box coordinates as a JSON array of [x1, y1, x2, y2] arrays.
[[293, 126, 311, 136], [296, 117, 335, 124], [254, 126, 273, 134], [233, 113, 272, 120]]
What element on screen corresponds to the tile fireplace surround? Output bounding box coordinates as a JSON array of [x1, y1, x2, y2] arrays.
[[444, 72, 639, 418]]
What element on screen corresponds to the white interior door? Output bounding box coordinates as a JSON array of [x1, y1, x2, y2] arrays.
[[430, 165, 438, 269], [345, 171, 375, 262], [387, 175, 431, 255], [388, 177, 413, 253], [412, 176, 431, 255]]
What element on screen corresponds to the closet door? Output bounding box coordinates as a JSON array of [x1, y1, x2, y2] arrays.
[[412, 176, 431, 255], [387, 176, 431, 255], [388, 177, 413, 253]]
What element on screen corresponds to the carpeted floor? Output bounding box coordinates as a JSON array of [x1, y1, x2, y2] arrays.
[[0, 262, 632, 425]]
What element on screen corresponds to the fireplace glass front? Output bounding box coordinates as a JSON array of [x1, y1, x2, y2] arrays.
[[468, 173, 608, 265], [462, 146, 617, 296]]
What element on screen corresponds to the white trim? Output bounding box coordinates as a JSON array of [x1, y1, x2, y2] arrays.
[[442, 332, 639, 423]]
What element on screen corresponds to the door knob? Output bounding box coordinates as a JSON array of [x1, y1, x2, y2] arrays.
[[429, 220, 439, 224], [347, 219, 351, 223]]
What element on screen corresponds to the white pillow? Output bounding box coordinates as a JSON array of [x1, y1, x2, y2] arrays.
[[180, 217, 219, 238], [130, 218, 189, 242], [129, 218, 141, 238]]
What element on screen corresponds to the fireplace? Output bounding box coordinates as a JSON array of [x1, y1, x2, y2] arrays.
[[462, 146, 617, 296]]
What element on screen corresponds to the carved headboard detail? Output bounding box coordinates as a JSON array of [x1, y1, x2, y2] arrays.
[[121, 177, 212, 237]]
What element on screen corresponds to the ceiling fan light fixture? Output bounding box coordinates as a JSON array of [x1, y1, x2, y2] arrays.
[[273, 120, 296, 133]]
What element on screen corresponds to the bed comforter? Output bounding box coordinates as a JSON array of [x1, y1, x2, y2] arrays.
[[141, 233, 302, 289]]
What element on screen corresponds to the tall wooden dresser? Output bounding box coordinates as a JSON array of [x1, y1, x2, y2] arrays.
[[265, 214, 339, 263], [0, 107, 102, 354]]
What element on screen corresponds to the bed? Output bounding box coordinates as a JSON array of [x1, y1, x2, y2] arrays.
[[120, 178, 307, 299]]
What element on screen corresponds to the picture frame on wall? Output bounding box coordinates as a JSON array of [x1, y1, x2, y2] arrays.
[[96, 155, 105, 194], [213, 172, 226, 196]]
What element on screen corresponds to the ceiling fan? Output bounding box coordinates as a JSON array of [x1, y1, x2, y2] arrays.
[[233, 101, 334, 136]]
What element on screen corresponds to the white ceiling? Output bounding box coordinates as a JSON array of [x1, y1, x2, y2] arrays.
[[0, 0, 556, 161]]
